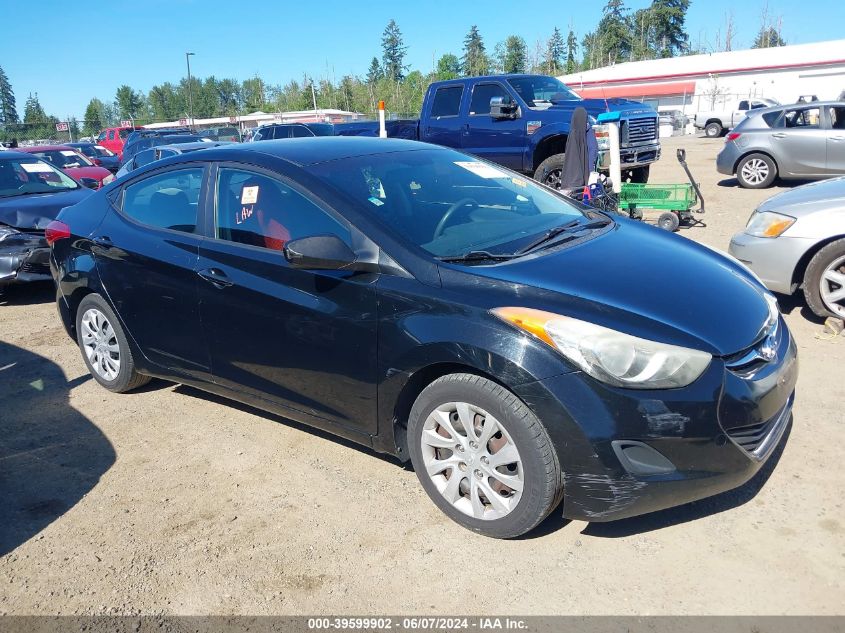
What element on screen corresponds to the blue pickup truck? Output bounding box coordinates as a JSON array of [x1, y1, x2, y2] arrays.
[[335, 74, 661, 185]]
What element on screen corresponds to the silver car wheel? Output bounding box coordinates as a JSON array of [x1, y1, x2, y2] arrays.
[[420, 401, 524, 521], [820, 255, 845, 318], [740, 158, 769, 185], [80, 308, 121, 381]]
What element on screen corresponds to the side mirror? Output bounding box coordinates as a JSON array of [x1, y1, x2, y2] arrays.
[[284, 234, 358, 270], [79, 177, 100, 190], [490, 95, 518, 120]]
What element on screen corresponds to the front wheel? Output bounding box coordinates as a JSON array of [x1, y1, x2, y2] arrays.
[[407, 373, 563, 539], [803, 239, 845, 319], [736, 153, 777, 188], [533, 153, 565, 190]]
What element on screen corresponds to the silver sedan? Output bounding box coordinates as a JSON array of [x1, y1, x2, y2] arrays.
[[729, 177, 845, 318], [716, 101, 845, 188]]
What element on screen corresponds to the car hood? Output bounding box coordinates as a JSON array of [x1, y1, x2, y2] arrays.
[[758, 176, 845, 216], [545, 98, 657, 118], [447, 220, 772, 357], [65, 165, 111, 181], [0, 188, 93, 230]]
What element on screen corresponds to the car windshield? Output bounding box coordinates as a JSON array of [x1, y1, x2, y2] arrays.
[[31, 149, 93, 169], [307, 148, 595, 259], [0, 157, 79, 197], [507, 77, 580, 108], [94, 145, 115, 157]]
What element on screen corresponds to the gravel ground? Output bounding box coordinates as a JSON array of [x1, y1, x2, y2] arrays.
[[0, 136, 843, 615]]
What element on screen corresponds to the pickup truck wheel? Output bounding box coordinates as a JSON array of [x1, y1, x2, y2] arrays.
[[704, 122, 723, 137], [533, 153, 565, 189], [736, 153, 777, 189], [803, 239, 845, 319]]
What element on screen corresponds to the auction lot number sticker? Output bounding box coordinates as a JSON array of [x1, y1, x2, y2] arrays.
[[308, 617, 527, 631]]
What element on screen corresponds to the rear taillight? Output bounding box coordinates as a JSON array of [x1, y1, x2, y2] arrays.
[[45, 220, 71, 245], [726, 132, 742, 141]]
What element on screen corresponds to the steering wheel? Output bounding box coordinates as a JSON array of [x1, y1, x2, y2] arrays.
[[433, 198, 478, 240]]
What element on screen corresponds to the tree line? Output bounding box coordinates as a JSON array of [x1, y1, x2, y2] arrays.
[[1, 1, 788, 141]]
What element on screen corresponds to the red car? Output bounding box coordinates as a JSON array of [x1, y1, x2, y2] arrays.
[[17, 146, 114, 189], [96, 126, 140, 158]]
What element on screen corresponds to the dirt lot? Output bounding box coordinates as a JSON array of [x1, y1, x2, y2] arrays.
[[1, 137, 843, 616]]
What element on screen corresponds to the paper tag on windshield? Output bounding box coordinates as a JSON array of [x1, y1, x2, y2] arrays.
[[60, 150, 78, 157], [454, 161, 507, 179], [21, 162, 53, 173], [241, 186, 259, 205]]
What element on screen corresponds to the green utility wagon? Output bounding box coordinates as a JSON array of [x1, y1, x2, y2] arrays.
[[617, 149, 705, 231]]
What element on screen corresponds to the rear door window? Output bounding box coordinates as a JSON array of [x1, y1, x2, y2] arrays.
[[108, 130, 115, 141], [762, 111, 782, 127], [829, 107, 845, 130], [431, 86, 463, 118], [783, 107, 821, 128], [290, 125, 314, 138], [121, 168, 204, 233]]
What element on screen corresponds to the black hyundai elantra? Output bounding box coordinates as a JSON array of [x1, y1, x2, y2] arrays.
[[49, 138, 797, 538]]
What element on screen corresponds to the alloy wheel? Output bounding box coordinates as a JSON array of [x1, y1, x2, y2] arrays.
[[542, 168, 562, 190], [80, 308, 121, 381], [420, 402, 523, 520], [740, 158, 769, 185], [820, 255, 845, 318]]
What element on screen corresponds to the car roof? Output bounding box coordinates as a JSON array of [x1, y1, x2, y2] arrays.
[[755, 100, 845, 114], [0, 150, 46, 161], [17, 145, 75, 152], [158, 141, 233, 152], [176, 137, 442, 166]]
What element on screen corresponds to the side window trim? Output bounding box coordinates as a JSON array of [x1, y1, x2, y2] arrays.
[[115, 162, 209, 236]]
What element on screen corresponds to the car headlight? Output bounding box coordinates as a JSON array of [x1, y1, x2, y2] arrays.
[[745, 210, 795, 238], [492, 307, 712, 389], [102, 174, 115, 185], [0, 226, 20, 242]]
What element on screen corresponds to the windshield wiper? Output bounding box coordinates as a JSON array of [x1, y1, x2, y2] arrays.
[[437, 250, 522, 264], [514, 218, 611, 256]]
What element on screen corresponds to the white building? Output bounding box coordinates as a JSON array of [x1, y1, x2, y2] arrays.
[[560, 39, 845, 115], [143, 108, 362, 132]]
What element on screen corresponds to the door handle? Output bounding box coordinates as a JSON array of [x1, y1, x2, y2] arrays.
[[197, 267, 233, 288], [771, 133, 786, 139], [92, 235, 113, 248]]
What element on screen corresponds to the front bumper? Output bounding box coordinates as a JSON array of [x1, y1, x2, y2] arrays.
[[598, 143, 662, 171], [729, 232, 817, 295], [0, 236, 51, 286], [515, 318, 798, 522]]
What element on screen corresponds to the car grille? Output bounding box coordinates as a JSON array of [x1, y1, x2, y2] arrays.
[[20, 261, 51, 275], [726, 394, 793, 461], [624, 117, 658, 144]]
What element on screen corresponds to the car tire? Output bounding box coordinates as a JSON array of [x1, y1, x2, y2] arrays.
[[736, 153, 777, 189], [533, 153, 565, 190], [803, 238, 845, 319], [407, 373, 564, 539], [75, 294, 151, 393], [704, 122, 723, 138], [657, 212, 680, 232]]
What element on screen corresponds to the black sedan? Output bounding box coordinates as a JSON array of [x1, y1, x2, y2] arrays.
[[1, 152, 92, 291], [49, 138, 797, 538], [66, 142, 120, 174]]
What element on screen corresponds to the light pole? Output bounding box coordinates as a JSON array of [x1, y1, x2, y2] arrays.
[[185, 52, 195, 129]]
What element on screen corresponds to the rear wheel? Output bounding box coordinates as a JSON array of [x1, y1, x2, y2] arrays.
[[75, 294, 150, 393], [704, 122, 723, 138], [803, 239, 845, 319], [407, 373, 563, 539], [533, 153, 565, 189], [657, 212, 680, 232], [736, 153, 777, 189]]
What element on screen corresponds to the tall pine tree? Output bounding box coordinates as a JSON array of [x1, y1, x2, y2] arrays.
[[381, 19, 408, 82], [503, 36, 528, 74], [462, 25, 489, 76], [565, 29, 579, 74], [0, 65, 18, 126]]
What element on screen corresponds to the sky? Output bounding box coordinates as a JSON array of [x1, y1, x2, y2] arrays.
[[1, 0, 844, 119]]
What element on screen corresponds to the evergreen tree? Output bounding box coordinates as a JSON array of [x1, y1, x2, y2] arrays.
[[83, 98, 104, 136], [381, 19, 408, 82], [753, 25, 785, 48], [502, 36, 527, 74], [366, 57, 383, 84], [649, 0, 689, 57], [544, 27, 566, 74], [588, 0, 633, 66], [114, 85, 144, 120], [461, 25, 489, 76], [23, 93, 48, 125], [436, 54, 462, 80], [0, 65, 18, 125], [565, 29, 579, 74]]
